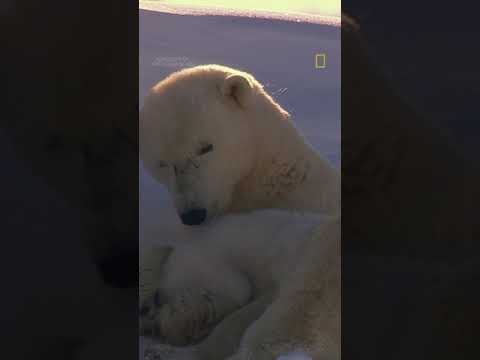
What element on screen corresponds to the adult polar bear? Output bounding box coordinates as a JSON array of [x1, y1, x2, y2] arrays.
[[139, 65, 340, 360], [140, 64, 340, 225]]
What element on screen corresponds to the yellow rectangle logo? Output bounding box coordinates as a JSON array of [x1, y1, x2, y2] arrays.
[[315, 53, 327, 69]]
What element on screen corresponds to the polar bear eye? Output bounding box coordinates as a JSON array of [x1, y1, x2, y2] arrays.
[[197, 143, 214, 156]]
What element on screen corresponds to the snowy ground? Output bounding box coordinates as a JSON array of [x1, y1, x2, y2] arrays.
[[139, 6, 340, 359]]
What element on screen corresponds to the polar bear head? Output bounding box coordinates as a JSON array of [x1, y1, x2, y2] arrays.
[[140, 65, 289, 225]]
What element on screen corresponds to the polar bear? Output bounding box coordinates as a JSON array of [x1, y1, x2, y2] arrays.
[[140, 210, 340, 360], [139, 65, 340, 360], [140, 65, 340, 226]]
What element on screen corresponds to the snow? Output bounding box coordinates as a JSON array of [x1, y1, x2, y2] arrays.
[[139, 6, 340, 360], [139, 0, 340, 24]]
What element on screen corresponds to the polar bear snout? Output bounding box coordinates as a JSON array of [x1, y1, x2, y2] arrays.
[[180, 208, 208, 226]]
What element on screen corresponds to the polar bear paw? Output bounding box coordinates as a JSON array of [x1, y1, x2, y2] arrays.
[[140, 288, 217, 346]]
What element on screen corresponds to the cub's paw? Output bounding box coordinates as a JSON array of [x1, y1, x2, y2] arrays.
[[140, 288, 218, 346]]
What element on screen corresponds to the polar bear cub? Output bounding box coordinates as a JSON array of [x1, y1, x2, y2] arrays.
[[140, 65, 340, 226], [140, 210, 340, 360]]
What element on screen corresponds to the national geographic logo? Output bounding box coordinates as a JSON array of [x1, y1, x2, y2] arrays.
[[315, 53, 327, 69]]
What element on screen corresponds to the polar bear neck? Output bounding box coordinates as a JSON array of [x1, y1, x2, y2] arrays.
[[231, 100, 340, 215]]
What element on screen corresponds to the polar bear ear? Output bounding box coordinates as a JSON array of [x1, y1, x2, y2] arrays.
[[221, 74, 253, 109]]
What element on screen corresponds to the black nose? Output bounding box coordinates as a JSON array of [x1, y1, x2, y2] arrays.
[[180, 208, 207, 225]]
